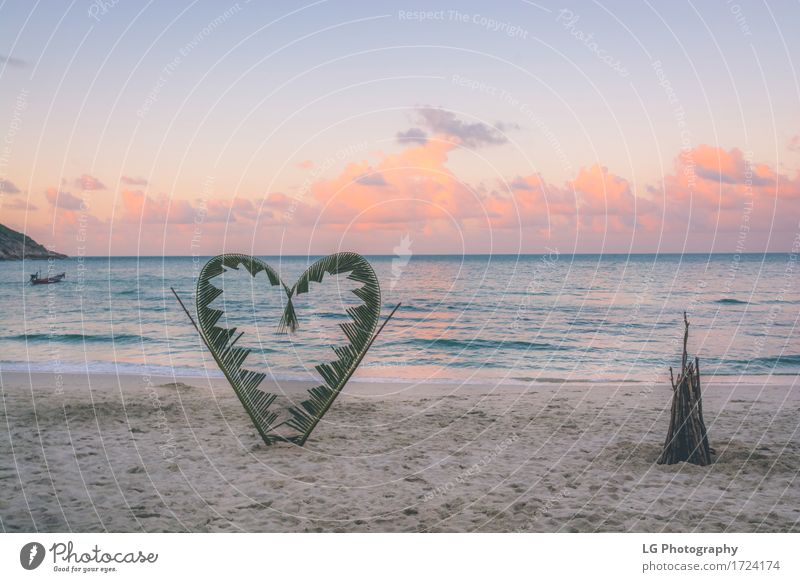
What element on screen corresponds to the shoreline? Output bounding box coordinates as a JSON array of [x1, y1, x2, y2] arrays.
[[1, 370, 798, 532], [1, 364, 797, 390]]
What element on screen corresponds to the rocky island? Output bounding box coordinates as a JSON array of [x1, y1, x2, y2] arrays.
[[0, 223, 67, 260]]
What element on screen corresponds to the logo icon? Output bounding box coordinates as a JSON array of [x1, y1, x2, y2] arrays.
[[20, 542, 46, 570], [390, 234, 413, 290]]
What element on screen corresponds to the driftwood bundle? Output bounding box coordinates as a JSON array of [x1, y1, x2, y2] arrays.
[[658, 313, 713, 466]]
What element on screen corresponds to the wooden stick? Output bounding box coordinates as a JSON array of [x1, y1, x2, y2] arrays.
[[682, 311, 689, 371], [171, 286, 201, 336], [658, 313, 712, 466]]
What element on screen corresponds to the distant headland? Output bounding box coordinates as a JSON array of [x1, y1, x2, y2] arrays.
[[0, 223, 67, 260]]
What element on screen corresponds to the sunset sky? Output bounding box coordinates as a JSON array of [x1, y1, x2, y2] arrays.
[[1, 0, 799, 256]]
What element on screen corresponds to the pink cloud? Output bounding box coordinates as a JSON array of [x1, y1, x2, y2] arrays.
[[74, 174, 106, 191], [303, 141, 647, 239], [308, 139, 489, 230], [203, 197, 271, 223], [651, 145, 800, 248], [569, 164, 647, 233], [690, 145, 776, 186], [120, 189, 196, 224], [483, 174, 556, 229], [297, 142, 800, 251], [23, 142, 800, 255]]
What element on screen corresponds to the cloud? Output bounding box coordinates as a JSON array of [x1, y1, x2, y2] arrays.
[[569, 164, 645, 232], [483, 173, 556, 229], [121, 190, 196, 224], [0, 179, 21, 194], [309, 137, 489, 229], [0, 55, 27, 68], [296, 160, 315, 170], [414, 107, 514, 148], [788, 135, 800, 153], [663, 145, 782, 206], [25, 139, 800, 255], [74, 174, 106, 191], [121, 175, 148, 186], [203, 197, 273, 223], [354, 172, 388, 186], [120, 190, 285, 224], [307, 139, 798, 243], [2, 199, 37, 211], [396, 128, 428, 145], [45, 188, 84, 210], [691, 144, 774, 186], [509, 176, 535, 191], [653, 144, 800, 240], [571, 165, 635, 214]]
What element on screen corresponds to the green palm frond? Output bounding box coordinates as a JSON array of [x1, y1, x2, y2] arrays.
[[178, 252, 395, 446], [282, 252, 383, 444], [194, 254, 289, 444]]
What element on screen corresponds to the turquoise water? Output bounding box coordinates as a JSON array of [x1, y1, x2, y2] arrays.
[[1, 254, 798, 385]]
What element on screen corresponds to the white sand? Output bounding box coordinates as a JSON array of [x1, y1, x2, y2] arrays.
[[1, 371, 797, 532]]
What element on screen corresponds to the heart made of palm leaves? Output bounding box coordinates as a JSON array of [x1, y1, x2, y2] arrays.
[[194, 252, 382, 445]]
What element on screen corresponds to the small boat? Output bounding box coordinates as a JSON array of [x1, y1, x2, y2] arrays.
[[29, 271, 66, 285]]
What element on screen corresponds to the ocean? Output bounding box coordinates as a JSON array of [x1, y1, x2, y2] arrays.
[[1, 253, 797, 386]]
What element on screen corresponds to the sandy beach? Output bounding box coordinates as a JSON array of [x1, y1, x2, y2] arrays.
[[1, 370, 797, 533]]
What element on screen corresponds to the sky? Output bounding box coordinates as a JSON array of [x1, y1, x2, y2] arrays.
[[0, 0, 799, 256]]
